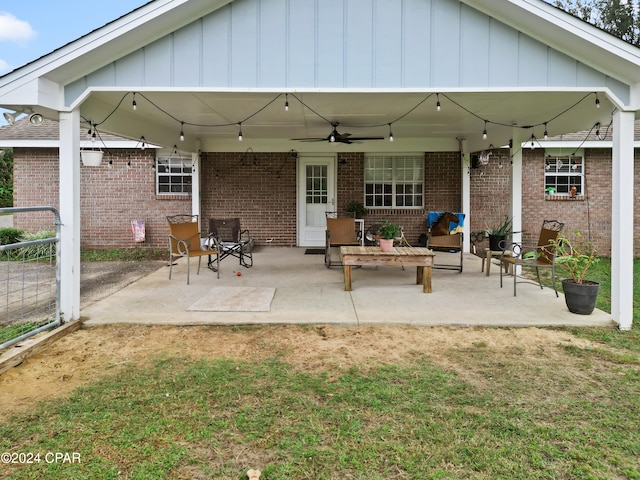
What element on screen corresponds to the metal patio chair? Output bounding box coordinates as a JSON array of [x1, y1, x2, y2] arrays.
[[325, 211, 362, 268], [425, 212, 465, 272], [500, 219, 564, 296], [167, 214, 218, 284], [208, 218, 254, 269]]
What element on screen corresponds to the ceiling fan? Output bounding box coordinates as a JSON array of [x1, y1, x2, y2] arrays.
[[292, 122, 384, 144]]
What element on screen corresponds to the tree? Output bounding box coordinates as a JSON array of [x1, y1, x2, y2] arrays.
[[552, 0, 640, 46], [0, 149, 14, 207]]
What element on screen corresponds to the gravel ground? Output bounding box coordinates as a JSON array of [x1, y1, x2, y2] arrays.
[[80, 260, 166, 308]]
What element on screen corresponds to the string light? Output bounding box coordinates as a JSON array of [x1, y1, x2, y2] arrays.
[[388, 123, 394, 142], [530, 133, 536, 150], [132, 93, 137, 111], [544, 123, 548, 141], [140, 136, 146, 150], [284, 93, 289, 112], [85, 91, 602, 152]]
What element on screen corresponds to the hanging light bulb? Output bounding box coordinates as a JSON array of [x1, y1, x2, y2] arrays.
[[132, 93, 137, 111], [179, 122, 185, 142], [595, 93, 600, 108], [388, 123, 394, 142], [530, 134, 536, 150], [482, 121, 488, 140], [140, 136, 146, 150], [436, 94, 441, 112], [544, 123, 548, 141], [238, 123, 243, 141], [284, 93, 289, 112]]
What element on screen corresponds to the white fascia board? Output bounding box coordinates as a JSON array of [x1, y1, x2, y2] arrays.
[[534, 140, 640, 149], [0, 140, 149, 149]]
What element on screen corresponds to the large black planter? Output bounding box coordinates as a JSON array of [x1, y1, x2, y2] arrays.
[[488, 234, 506, 252], [562, 279, 600, 315]]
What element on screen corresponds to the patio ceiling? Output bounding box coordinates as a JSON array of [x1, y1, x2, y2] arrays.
[[80, 89, 616, 154]]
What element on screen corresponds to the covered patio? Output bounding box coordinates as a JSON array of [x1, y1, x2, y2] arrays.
[[82, 248, 614, 328], [0, 0, 636, 330]]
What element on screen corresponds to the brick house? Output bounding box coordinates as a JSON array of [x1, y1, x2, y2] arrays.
[[0, 0, 637, 328]]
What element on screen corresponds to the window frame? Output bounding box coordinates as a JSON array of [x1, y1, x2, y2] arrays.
[[155, 154, 193, 195], [543, 149, 585, 197], [364, 154, 424, 209]]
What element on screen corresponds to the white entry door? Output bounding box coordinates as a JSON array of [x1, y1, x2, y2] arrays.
[[297, 156, 336, 247]]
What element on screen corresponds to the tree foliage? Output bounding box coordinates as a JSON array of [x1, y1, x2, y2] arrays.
[[0, 148, 13, 207], [552, 0, 640, 46]]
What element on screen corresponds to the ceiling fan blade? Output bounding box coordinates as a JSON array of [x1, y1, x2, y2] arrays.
[[346, 136, 385, 141], [291, 137, 330, 142]]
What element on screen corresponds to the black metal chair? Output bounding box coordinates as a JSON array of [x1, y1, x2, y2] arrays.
[[208, 218, 254, 269]]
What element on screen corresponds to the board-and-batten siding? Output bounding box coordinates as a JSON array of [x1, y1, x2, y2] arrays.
[[65, 0, 630, 105]]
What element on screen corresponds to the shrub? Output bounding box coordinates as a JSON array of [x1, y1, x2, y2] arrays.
[[0, 227, 25, 245]]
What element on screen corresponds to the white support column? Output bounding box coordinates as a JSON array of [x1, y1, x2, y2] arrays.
[[460, 139, 471, 252], [191, 144, 201, 222], [510, 131, 523, 247], [611, 110, 634, 330], [58, 111, 81, 322]]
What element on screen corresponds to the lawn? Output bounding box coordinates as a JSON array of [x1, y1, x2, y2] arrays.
[[0, 258, 638, 479]]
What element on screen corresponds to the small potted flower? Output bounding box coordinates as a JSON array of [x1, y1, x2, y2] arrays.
[[378, 220, 400, 252]]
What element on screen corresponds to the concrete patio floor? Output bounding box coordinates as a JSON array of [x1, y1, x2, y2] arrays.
[[82, 247, 616, 328]]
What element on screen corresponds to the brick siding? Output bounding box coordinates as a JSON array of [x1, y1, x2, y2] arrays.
[[12, 146, 639, 255]]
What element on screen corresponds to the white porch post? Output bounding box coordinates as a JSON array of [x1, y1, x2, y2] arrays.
[[611, 110, 634, 330], [460, 140, 471, 252], [510, 131, 523, 247], [191, 145, 201, 221], [59, 111, 81, 321]]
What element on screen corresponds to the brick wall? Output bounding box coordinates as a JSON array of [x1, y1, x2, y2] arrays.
[[13, 148, 191, 249], [200, 151, 298, 246], [13, 146, 637, 254]]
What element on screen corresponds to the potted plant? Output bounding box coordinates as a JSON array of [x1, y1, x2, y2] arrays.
[[345, 200, 368, 218], [485, 216, 517, 251], [555, 231, 600, 314], [378, 220, 400, 252]]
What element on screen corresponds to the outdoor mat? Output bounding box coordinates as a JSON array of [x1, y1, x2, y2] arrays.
[[305, 248, 325, 255], [187, 287, 275, 312]]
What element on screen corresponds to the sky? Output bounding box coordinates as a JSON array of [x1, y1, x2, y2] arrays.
[[0, 1, 148, 75]]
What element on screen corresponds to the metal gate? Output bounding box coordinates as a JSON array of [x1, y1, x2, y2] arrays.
[[0, 206, 61, 350]]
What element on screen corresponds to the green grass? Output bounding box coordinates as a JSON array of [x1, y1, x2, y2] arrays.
[[1, 351, 639, 480], [1, 256, 638, 479]]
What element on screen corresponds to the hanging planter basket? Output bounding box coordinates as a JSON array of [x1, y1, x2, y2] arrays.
[[80, 150, 103, 167]]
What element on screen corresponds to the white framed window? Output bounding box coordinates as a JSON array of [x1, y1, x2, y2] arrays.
[[364, 154, 424, 208], [544, 149, 584, 196], [156, 155, 192, 195]]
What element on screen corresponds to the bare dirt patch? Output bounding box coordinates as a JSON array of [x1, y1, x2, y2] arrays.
[[0, 321, 598, 422], [0, 259, 608, 422]]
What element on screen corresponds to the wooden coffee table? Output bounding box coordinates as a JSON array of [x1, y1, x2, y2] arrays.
[[340, 246, 436, 293]]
